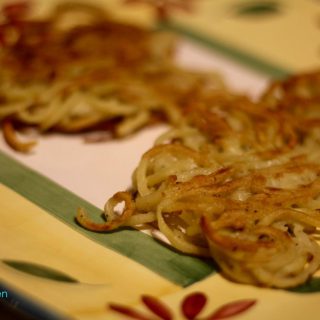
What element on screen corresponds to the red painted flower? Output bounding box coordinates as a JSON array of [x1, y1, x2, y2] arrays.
[[123, 0, 195, 22], [108, 291, 257, 319]]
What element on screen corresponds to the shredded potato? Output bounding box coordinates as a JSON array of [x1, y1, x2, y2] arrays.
[[0, 1, 225, 152], [77, 70, 320, 288]]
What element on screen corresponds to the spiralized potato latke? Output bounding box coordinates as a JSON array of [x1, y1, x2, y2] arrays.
[[0, 1, 224, 152], [78, 70, 320, 288]]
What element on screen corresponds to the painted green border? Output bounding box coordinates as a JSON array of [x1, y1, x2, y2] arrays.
[[0, 151, 215, 287], [160, 22, 291, 79]]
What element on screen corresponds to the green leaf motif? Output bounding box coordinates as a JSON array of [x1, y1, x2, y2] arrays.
[[288, 277, 320, 293], [2, 260, 79, 283], [234, 1, 281, 16]]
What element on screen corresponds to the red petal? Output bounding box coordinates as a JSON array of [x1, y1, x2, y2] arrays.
[[142, 295, 173, 320], [206, 299, 257, 320], [108, 303, 153, 320], [181, 292, 207, 320]]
